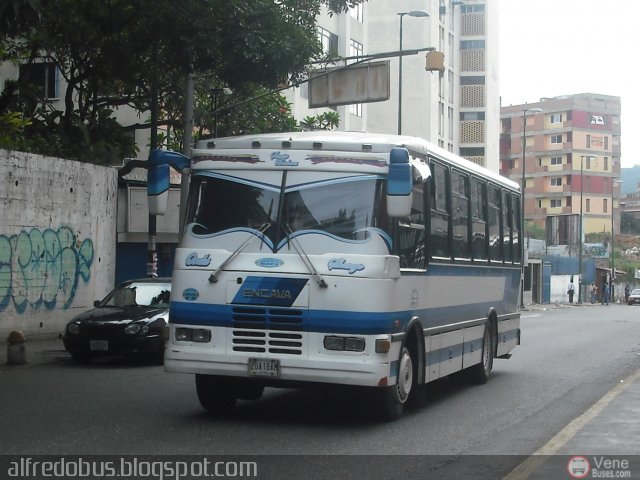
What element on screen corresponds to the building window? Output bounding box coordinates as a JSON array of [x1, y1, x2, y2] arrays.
[[461, 4, 485, 13], [460, 111, 485, 121], [460, 147, 485, 157], [551, 177, 562, 186], [348, 39, 363, 117], [348, 4, 363, 22], [19, 62, 59, 99], [604, 157, 609, 171], [460, 39, 486, 49], [551, 135, 562, 144], [604, 136, 609, 149], [603, 198, 608, 214], [586, 135, 591, 148], [460, 76, 485, 85], [318, 27, 338, 56], [550, 199, 561, 208], [551, 156, 562, 165], [586, 198, 591, 212], [550, 113, 562, 124]]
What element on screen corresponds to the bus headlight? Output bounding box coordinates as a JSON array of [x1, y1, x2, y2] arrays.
[[175, 327, 211, 343], [324, 336, 344, 351], [175, 328, 192, 342], [324, 336, 365, 352], [344, 337, 365, 352]]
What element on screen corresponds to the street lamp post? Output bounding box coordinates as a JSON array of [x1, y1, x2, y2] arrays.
[[397, 10, 429, 135], [611, 178, 622, 302], [520, 107, 541, 308], [578, 154, 597, 303]]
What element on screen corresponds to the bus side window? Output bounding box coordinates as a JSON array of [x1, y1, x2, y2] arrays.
[[488, 185, 502, 262], [397, 182, 426, 269], [451, 171, 470, 260], [512, 193, 521, 263], [471, 177, 487, 261], [429, 162, 451, 259], [503, 190, 513, 262]]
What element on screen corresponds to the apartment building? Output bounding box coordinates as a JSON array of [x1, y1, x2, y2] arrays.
[[500, 93, 622, 241], [287, 0, 500, 172], [283, 3, 369, 133]]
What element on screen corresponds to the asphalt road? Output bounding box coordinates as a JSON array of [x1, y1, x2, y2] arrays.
[[1, 304, 639, 477]]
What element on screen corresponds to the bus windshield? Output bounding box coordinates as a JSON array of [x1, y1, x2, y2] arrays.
[[185, 174, 389, 247]]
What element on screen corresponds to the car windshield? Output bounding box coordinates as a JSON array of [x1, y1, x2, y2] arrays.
[[101, 282, 171, 308], [631, 289, 640, 296]]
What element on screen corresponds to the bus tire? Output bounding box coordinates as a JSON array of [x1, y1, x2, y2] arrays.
[[195, 374, 237, 414], [236, 381, 265, 401], [465, 320, 494, 385], [374, 346, 414, 421]]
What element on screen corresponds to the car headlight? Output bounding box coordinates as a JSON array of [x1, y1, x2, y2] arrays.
[[125, 323, 142, 335], [67, 322, 81, 335]]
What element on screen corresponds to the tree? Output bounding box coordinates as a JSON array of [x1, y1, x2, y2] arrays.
[[1, 0, 364, 161], [300, 111, 340, 131]]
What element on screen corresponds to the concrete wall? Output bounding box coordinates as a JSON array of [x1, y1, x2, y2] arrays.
[[0, 149, 117, 341]]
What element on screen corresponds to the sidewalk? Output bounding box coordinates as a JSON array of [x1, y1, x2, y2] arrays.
[[522, 299, 626, 311], [0, 335, 68, 367]]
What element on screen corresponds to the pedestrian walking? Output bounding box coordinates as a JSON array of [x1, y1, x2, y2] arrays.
[[590, 283, 597, 304], [602, 282, 610, 306], [567, 277, 576, 304], [624, 284, 630, 304]]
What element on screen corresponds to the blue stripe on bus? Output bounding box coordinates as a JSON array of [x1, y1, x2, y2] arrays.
[[169, 301, 412, 335]]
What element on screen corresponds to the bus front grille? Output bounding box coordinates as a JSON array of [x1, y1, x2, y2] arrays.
[[231, 306, 304, 355]]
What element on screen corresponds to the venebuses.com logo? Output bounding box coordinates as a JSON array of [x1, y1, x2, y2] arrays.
[[567, 456, 590, 479], [567, 455, 632, 479]]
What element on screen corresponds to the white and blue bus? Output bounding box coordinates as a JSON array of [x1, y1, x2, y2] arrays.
[[163, 131, 521, 420]]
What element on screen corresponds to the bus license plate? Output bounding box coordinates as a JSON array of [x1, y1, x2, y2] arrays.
[[248, 358, 280, 377]]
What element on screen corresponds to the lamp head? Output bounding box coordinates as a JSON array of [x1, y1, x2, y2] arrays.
[[402, 10, 429, 17]]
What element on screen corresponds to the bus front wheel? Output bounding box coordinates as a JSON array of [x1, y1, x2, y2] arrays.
[[374, 346, 414, 421], [195, 374, 238, 414]]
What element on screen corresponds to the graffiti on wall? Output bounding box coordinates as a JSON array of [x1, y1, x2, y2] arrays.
[[0, 226, 94, 313]]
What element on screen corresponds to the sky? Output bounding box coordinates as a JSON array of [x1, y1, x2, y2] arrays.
[[498, 0, 640, 167]]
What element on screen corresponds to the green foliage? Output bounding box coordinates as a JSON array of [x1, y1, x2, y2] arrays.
[[0, 111, 30, 149], [300, 111, 341, 131], [524, 221, 545, 240], [585, 232, 610, 245], [1, 0, 365, 162], [611, 252, 640, 284]]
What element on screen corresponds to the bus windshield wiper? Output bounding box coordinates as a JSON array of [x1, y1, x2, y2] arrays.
[[283, 224, 328, 289], [208, 223, 270, 284]]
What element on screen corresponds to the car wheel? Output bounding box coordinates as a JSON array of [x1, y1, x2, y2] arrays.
[[195, 374, 238, 414], [373, 346, 413, 421], [465, 320, 494, 385]]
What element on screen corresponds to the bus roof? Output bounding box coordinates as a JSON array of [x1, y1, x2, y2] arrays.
[[194, 131, 520, 192]]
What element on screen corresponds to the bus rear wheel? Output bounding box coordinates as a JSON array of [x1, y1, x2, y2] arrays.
[[465, 321, 494, 384], [374, 346, 414, 421], [195, 374, 238, 414]]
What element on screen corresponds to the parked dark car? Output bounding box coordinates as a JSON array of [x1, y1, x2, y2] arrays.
[[627, 288, 640, 305], [63, 278, 171, 363]]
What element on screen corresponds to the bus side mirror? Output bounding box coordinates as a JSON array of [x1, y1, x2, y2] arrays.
[[147, 149, 190, 216], [387, 147, 412, 217]]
